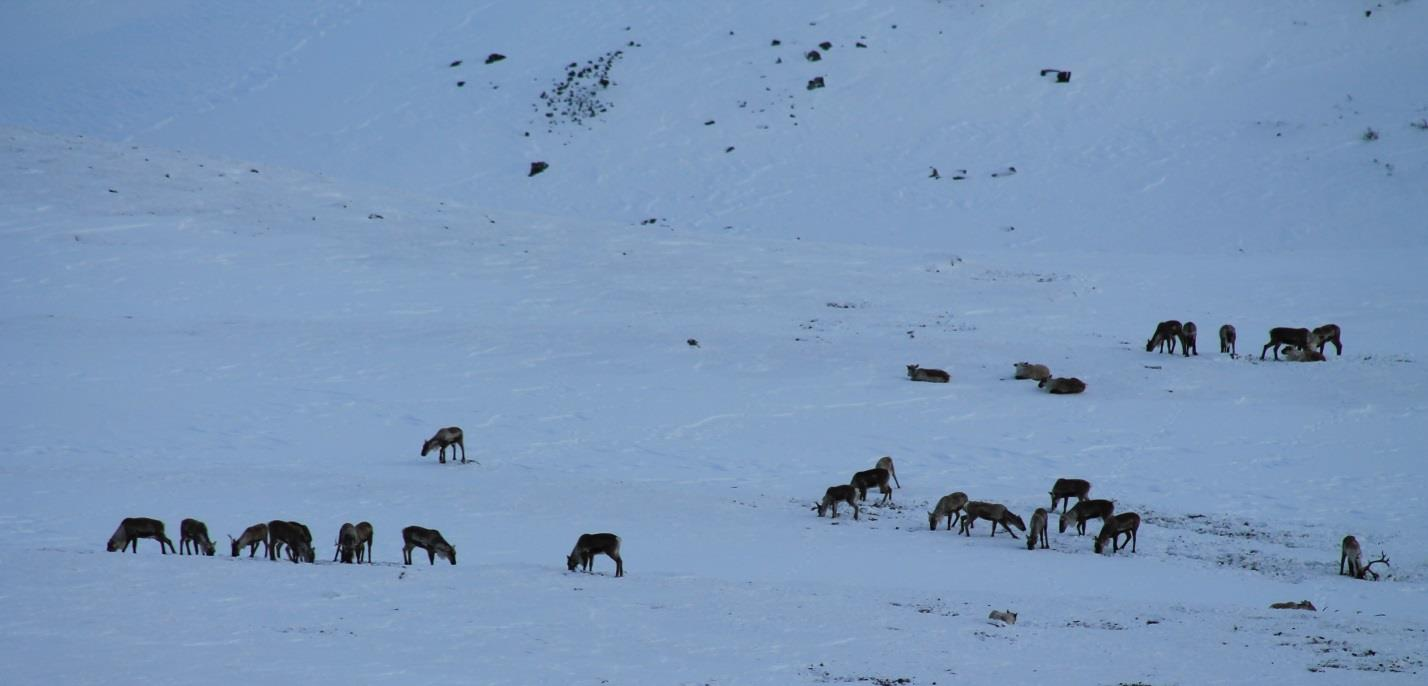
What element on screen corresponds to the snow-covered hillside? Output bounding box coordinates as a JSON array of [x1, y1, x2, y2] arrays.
[[2, 1, 1427, 684]]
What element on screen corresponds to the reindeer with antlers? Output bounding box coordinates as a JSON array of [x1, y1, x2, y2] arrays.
[[1340, 535, 1390, 580]]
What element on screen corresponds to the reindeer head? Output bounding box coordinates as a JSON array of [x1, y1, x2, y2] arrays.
[[816, 501, 828, 517], [927, 510, 940, 530], [1005, 512, 1026, 532], [567, 552, 581, 571], [420, 439, 435, 456], [906, 364, 920, 377], [202, 540, 216, 556], [1058, 510, 1073, 534], [229, 535, 241, 557], [436, 543, 456, 565]]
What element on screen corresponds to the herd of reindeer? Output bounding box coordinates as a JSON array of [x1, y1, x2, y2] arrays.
[[104, 321, 1379, 580], [102, 425, 626, 577]]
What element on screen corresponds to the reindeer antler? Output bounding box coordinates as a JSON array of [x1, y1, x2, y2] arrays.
[[1362, 552, 1391, 581]]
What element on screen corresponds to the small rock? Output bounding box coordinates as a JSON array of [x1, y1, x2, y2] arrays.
[[485, 53, 506, 64], [687, 338, 700, 348], [529, 161, 549, 177], [806, 76, 825, 90], [771, 39, 781, 46], [819, 41, 832, 50], [449, 59, 463, 67], [1269, 600, 1317, 611], [805, 50, 821, 62], [456, 81, 465, 87]]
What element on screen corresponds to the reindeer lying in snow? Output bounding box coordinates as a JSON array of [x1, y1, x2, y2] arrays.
[[566, 532, 623, 577], [1014, 362, 1051, 381], [1038, 376, 1086, 394], [107, 517, 176, 554], [906, 364, 950, 383]]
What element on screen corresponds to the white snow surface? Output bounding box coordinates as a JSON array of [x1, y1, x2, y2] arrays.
[[2, 1, 1427, 684]]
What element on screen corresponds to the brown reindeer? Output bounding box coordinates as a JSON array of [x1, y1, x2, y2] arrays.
[[422, 426, 466, 464], [1094, 512, 1141, 554], [927, 492, 968, 531], [1219, 324, 1237, 357], [816, 484, 860, 520], [354, 521, 374, 563], [1038, 376, 1086, 394], [179, 518, 216, 556], [1261, 327, 1313, 360], [1059, 499, 1115, 535], [334, 522, 359, 564], [1014, 362, 1052, 381], [566, 532, 623, 577], [1026, 508, 1050, 550], [229, 523, 269, 558], [1340, 535, 1363, 578], [107, 517, 176, 554], [850, 467, 893, 505], [1049, 478, 1091, 513], [1146, 320, 1182, 354], [958, 502, 1026, 538], [874, 455, 901, 488], [1313, 324, 1342, 356], [1178, 321, 1199, 356], [403, 525, 456, 565], [267, 520, 313, 564], [906, 364, 950, 383]]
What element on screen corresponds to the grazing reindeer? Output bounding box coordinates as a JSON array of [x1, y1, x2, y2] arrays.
[[334, 522, 359, 564], [1339, 535, 1363, 578], [928, 492, 968, 531], [229, 523, 269, 558], [354, 521, 374, 563], [906, 364, 950, 383], [179, 518, 216, 556], [958, 502, 1026, 538], [1094, 512, 1141, 554], [1313, 324, 1342, 356], [403, 525, 456, 565], [107, 517, 176, 554], [1059, 499, 1115, 535], [874, 455, 901, 488], [1049, 478, 1091, 513], [1261, 327, 1313, 360], [1145, 320, 1182, 354], [1219, 324, 1237, 357], [850, 467, 893, 505], [1014, 362, 1052, 381], [267, 520, 313, 564], [1027, 508, 1050, 550], [421, 426, 466, 464], [1178, 321, 1199, 356], [566, 533, 624, 577], [290, 521, 316, 563], [815, 484, 860, 520], [1038, 376, 1086, 394]]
